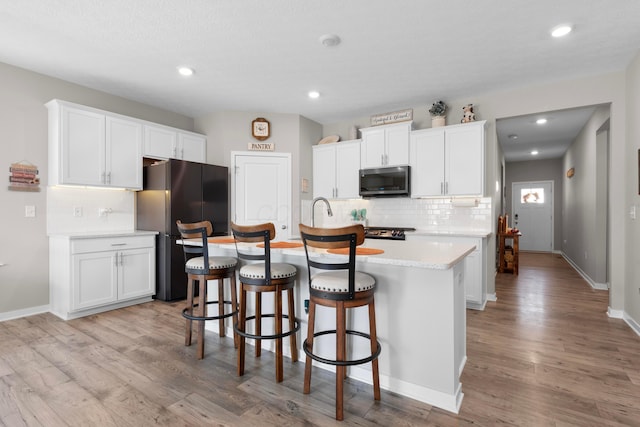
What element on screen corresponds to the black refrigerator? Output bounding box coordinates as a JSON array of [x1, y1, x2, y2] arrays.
[[136, 159, 229, 301]]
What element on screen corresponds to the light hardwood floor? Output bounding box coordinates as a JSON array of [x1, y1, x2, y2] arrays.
[[1, 252, 640, 426]]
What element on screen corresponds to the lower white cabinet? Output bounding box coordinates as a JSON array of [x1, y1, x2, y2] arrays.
[[49, 233, 156, 320], [407, 234, 487, 310]]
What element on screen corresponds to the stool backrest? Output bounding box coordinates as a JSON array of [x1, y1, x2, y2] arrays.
[[230, 222, 276, 284], [176, 220, 212, 271], [299, 224, 364, 299]]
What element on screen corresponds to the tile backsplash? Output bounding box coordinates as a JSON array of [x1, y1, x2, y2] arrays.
[[303, 197, 492, 233], [46, 186, 135, 234]]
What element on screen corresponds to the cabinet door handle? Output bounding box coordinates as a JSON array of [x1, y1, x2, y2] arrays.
[[101, 172, 106, 184], [441, 182, 444, 195], [114, 253, 119, 267], [445, 182, 449, 194], [106, 172, 111, 184], [120, 253, 124, 266], [111, 243, 127, 246], [335, 188, 338, 198]]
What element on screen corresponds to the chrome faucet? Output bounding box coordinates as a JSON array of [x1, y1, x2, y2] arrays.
[[311, 197, 333, 227]]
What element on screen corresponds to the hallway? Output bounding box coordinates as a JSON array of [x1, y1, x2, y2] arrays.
[[459, 252, 640, 426]]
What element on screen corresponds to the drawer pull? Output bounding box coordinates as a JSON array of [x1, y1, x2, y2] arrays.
[[111, 243, 127, 246]]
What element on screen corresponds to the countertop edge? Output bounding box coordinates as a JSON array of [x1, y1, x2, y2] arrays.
[[48, 230, 159, 238]]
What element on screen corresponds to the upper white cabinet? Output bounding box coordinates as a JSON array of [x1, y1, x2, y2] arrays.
[[143, 124, 206, 163], [410, 120, 486, 197], [360, 121, 411, 168], [47, 100, 143, 190], [313, 140, 361, 199]]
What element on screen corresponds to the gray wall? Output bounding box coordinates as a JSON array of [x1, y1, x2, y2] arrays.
[[505, 158, 564, 251], [0, 62, 195, 317], [193, 111, 321, 231], [562, 105, 610, 285]]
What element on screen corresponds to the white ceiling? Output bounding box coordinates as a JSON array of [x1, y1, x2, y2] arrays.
[[1, 0, 639, 157]]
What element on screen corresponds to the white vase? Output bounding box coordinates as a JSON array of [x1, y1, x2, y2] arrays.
[[432, 116, 445, 127]]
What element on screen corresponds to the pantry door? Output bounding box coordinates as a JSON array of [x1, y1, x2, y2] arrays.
[[512, 181, 553, 252], [231, 152, 291, 239]]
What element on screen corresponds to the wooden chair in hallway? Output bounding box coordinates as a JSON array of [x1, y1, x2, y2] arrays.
[[230, 222, 300, 382], [176, 220, 238, 359], [299, 223, 381, 421]]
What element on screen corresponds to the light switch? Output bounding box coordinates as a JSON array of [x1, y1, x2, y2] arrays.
[[25, 205, 36, 217], [630, 205, 637, 220]]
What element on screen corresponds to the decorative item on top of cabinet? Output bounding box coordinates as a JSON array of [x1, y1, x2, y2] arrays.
[[428, 100, 447, 128], [461, 104, 476, 123], [312, 139, 360, 199], [359, 121, 411, 168], [410, 120, 486, 197], [46, 99, 143, 190]]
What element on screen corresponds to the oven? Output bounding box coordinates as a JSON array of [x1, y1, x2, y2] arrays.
[[363, 226, 415, 241]]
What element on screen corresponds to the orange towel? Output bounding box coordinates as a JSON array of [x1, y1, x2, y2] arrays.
[[256, 242, 303, 249], [208, 237, 236, 244], [327, 247, 384, 255]]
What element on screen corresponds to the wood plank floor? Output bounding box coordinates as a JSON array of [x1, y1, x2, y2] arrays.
[[2, 252, 640, 426]]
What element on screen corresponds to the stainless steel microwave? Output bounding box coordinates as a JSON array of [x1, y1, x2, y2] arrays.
[[359, 165, 410, 197]]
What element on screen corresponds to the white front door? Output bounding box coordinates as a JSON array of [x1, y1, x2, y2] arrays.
[[232, 152, 291, 240], [512, 181, 553, 252]]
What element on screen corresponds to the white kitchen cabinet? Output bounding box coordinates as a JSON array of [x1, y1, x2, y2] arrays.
[[143, 124, 206, 162], [49, 233, 156, 320], [410, 120, 486, 197], [312, 140, 361, 199], [47, 100, 143, 189], [406, 234, 487, 310], [360, 121, 411, 168]]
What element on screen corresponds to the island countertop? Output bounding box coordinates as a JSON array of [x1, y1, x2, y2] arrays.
[[184, 237, 476, 270]]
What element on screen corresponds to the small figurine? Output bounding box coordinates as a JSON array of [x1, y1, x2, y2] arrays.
[[461, 104, 476, 123]]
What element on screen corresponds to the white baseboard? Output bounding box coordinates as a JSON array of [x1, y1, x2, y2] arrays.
[[607, 307, 624, 319], [623, 312, 640, 337], [561, 253, 608, 290], [486, 293, 497, 302], [0, 305, 50, 322]]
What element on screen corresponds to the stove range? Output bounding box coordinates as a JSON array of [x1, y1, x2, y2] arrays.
[[364, 226, 416, 241]]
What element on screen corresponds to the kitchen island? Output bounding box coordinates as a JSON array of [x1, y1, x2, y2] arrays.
[[183, 237, 475, 413]]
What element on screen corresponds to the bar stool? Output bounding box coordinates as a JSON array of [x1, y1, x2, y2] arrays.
[[230, 222, 300, 382], [176, 220, 238, 360], [298, 224, 381, 421]]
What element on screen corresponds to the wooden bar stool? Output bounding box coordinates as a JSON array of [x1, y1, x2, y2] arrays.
[[230, 222, 300, 382], [299, 224, 381, 421], [176, 220, 238, 359]]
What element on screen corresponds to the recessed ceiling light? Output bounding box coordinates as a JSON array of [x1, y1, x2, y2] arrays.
[[551, 25, 573, 38], [508, 134, 518, 140], [531, 150, 539, 155], [308, 91, 320, 99], [536, 118, 547, 125], [177, 66, 194, 76], [319, 34, 341, 47]]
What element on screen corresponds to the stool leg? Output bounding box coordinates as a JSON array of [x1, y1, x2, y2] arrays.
[[218, 278, 225, 338], [369, 298, 381, 401], [197, 278, 207, 360], [287, 287, 298, 362], [230, 274, 239, 349], [303, 299, 316, 394], [185, 276, 194, 346], [255, 291, 262, 357], [237, 286, 247, 376], [275, 287, 283, 383], [336, 300, 346, 421]]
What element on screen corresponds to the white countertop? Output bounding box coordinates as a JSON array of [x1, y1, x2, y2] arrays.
[[411, 229, 492, 238], [189, 237, 476, 270], [48, 230, 159, 238]]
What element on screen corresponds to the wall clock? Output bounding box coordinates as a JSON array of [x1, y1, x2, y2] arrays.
[[252, 118, 270, 141]]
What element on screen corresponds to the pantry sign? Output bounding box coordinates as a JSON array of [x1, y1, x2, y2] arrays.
[[248, 142, 275, 151]]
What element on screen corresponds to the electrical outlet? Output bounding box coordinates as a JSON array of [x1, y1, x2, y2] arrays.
[[73, 206, 83, 217], [25, 205, 36, 217]]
